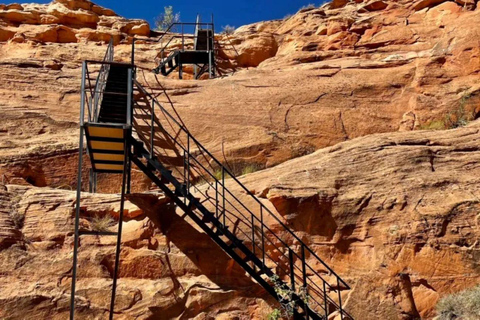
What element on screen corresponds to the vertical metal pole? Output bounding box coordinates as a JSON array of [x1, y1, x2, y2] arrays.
[[126, 69, 132, 126], [215, 180, 218, 219], [251, 214, 255, 271], [338, 277, 343, 320], [301, 244, 308, 319], [150, 99, 155, 157], [186, 135, 190, 197], [289, 248, 295, 291], [260, 206, 265, 266], [70, 61, 87, 320], [301, 245, 307, 286], [211, 14, 215, 78], [178, 54, 183, 80], [222, 167, 225, 226], [183, 150, 187, 206], [131, 39, 135, 66], [323, 281, 328, 319], [109, 141, 129, 320]]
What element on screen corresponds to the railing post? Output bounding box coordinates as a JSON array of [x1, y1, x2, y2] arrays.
[[215, 180, 218, 219], [323, 280, 328, 319], [301, 245, 307, 287], [289, 248, 295, 292], [183, 149, 187, 206], [251, 214, 255, 271], [186, 134, 190, 196], [131, 38, 135, 66], [260, 206, 265, 266], [126, 68, 133, 126], [150, 99, 155, 157], [222, 167, 226, 226], [338, 277, 343, 320]]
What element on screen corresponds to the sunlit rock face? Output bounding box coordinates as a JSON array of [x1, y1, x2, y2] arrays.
[[1, 0, 480, 319]]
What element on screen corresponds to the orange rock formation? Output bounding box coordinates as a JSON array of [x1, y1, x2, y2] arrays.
[[1, 0, 480, 319]]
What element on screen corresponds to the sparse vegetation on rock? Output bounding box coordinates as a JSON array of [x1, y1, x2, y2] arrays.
[[436, 286, 480, 320], [154, 5, 180, 31]]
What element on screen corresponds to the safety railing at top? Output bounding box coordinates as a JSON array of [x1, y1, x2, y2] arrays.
[[80, 39, 134, 128], [131, 79, 354, 320], [80, 38, 114, 124], [130, 21, 215, 70]]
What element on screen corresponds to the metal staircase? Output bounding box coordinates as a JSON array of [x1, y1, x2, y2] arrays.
[[70, 39, 354, 320], [151, 15, 216, 79]]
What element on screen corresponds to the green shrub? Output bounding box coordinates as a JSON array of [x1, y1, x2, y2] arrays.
[[419, 120, 446, 131], [154, 6, 180, 32], [267, 308, 282, 320], [436, 285, 480, 319], [420, 92, 476, 131], [241, 164, 260, 176]]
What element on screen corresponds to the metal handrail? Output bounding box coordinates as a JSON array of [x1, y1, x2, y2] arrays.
[[131, 21, 215, 72], [132, 80, 353, 319], [134, 79, 348, 286]]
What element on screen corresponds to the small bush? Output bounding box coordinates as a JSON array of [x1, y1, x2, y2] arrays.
[[436, 285, 480, 319], [241, 164, 260, 176], [213, 168, 232, 181], [419, 120, 446, 131], [154, 6, 180, 32], [222, 25, 236, 35], [267, 308, 282, 320], [90, 214, 115, 232]]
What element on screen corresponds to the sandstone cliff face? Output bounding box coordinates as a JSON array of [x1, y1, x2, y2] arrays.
[[2, 0, 480, 188], [1, 0, 480, 319], [0, 186, 276, 319], [2, 121, 480, 319]]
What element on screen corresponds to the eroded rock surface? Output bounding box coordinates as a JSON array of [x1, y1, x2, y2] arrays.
[[1, 0, 480, 188], [232, 120, 480, 319], [1, 0, 480, 319], [0, 186, 275, 319]]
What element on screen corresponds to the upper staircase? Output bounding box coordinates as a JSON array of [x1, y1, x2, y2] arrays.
[[153, 17, 215, 79], [75, 39, 354, 320]]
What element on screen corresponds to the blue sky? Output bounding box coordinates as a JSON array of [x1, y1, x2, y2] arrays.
[[22, 1, 327, 31]]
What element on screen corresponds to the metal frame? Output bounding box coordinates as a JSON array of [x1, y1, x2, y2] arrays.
[[133, 15, 216, 79], [71, 28, 353, 320], [70, 42, 134, 320], [131, 80, 354, 320]]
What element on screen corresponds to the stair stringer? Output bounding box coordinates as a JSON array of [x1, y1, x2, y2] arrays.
[[130, 140, 323, 320]]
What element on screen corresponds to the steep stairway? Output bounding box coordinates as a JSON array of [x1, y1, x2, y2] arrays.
[[127, 79, 354, 320], [74, 40, 354, 320]]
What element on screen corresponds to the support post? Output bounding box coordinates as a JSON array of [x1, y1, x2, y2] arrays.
[[131, 39, 135, 66], [251, 214, 255, 271], [178, 54, 183, 80], [126, 69, 133, 126], [289, 248, 295, 291], [108, 140, 130, 320], [260, 206, 265, 266], [222, 167, 226, 226], [324, 281, 328, 319], [338, 277, 343, 320], [70, 61, 87, 320]]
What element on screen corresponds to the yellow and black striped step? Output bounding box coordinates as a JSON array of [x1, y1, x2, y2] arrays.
[[84, 123, 130, 173]]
